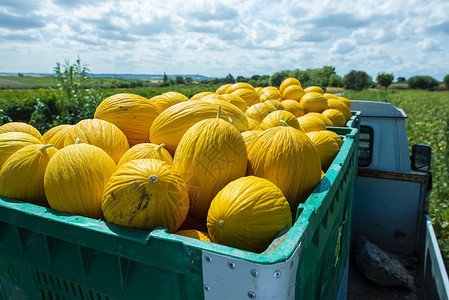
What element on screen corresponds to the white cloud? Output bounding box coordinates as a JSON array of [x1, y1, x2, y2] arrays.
[[330, 39, 356, 55], [417, 38, 442, 52]]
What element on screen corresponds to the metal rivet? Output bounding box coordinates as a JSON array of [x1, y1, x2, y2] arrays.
[[204, 284, 211, 292], [250, 269, 259, 277], [205, 255, 212, 262], [149, 175, 158, 183], [273, 270, 281, 278], [228, 261, 236, 269], [248, 291, 256, 299]]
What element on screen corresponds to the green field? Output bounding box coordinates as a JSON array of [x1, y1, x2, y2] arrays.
[[0, 76, 158, 90], [0, 86, 448, 269]]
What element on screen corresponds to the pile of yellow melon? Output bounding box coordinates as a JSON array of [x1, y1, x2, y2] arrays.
[[0, 78, 351, 253]]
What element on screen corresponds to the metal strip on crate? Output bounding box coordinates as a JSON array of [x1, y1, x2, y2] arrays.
[[202, 243, 302, 300]]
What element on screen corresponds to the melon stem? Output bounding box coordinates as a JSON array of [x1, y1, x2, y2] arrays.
[[155, 143, 165, 153], [38, 144, 53, 152], [280, 120, 289, 127], [217, 106, 222, 119]]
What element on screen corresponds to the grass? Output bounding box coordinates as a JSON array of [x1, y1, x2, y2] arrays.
[[0, 76, 158, 90]]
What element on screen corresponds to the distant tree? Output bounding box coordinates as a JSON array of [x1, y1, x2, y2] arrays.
[[163, 72, 168, 83], [256, 75, 270, 87], [169, 78, 175, 85], [397, 77, 406, 83], [343, 70, 371, 91], [175, 76, 184, 84], [185, 76, 193, 84], [18, 73, 24, 77], [377, 73, 394, 90], [236, 75, 248, 83], [444, 74, 449, 89], [407, 76, 439, 89], [329, 74, 343, 87], [224, 74, 235, 84]]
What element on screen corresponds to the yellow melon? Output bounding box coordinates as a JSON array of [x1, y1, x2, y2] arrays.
[[94, 93, 158, 147], [320, 130, 344, 148], [216, 84, 232, 95], [225, 82, 255, 94], [337, 96, 351, 109], [42, 124, 73, 149], [282, 85, 305, 101], [322, 109, 347, 127], [0, 144, 57, 206], [207, 176, 292, 253], [247, 126, 321, 212], [306, 112, 334, 126], [300, 92, 328, 113], [246, 117, 261, 131], [327, 99, 352, 121], [64, 119, 129, 164], [117, 143, 173, 168], [173, 112, 247, 219], [264, 99, 284, 110], [241, 130, 262, 152], [0, 132, 42, 170], [260, 89, 283, 102], [149, 91, 188, 114], [190, 91, 214, 100], [44, 143, 116, 219], [0, 122, 44, 143], [244, 102, 276, 123], [279, 78, 302, 95], [297, 115, 327, 132], [102, 159, 189, 232], [281, 100, 306, 117], [220, 94, 248, 112], [175, 229, 212, 242], [254, 87, 263, 95], [150, 101, 248, 154], [200, 94, 225, 101], [324, 92, 338, 100], [259, 110, 303, 131], [304, 86, 324, 94], [306, 131, 340, 171], [231, 88, 260, 107]]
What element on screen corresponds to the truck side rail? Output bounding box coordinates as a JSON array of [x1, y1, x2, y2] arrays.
[[422, 214, 449, 300]]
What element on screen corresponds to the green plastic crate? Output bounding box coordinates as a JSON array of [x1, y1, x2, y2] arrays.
[[0, 127, 358, 300]]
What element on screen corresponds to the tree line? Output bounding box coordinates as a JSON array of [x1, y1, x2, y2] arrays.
[[192, 66, 448, 91]]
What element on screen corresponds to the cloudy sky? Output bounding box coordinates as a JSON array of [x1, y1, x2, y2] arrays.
[[0, 0, 448, 80]]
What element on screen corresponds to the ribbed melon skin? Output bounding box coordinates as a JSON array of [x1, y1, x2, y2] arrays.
[[0, 144, 57, 206], [0, 132, 43, 169], [207, 176, 292, 253], [173, 117, 247, 219], [150, 101, 248, 154], [94, 93, 158, 146], [44, 143, 117, 219], [43, 124, 72, 149], [0, 122, 45, 143], [117, 143, 173, 168], [247, 126, 321, 212], [306, 131, 340, 171], [102, 159, 189, 233], [64, 119, 129, 164]]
